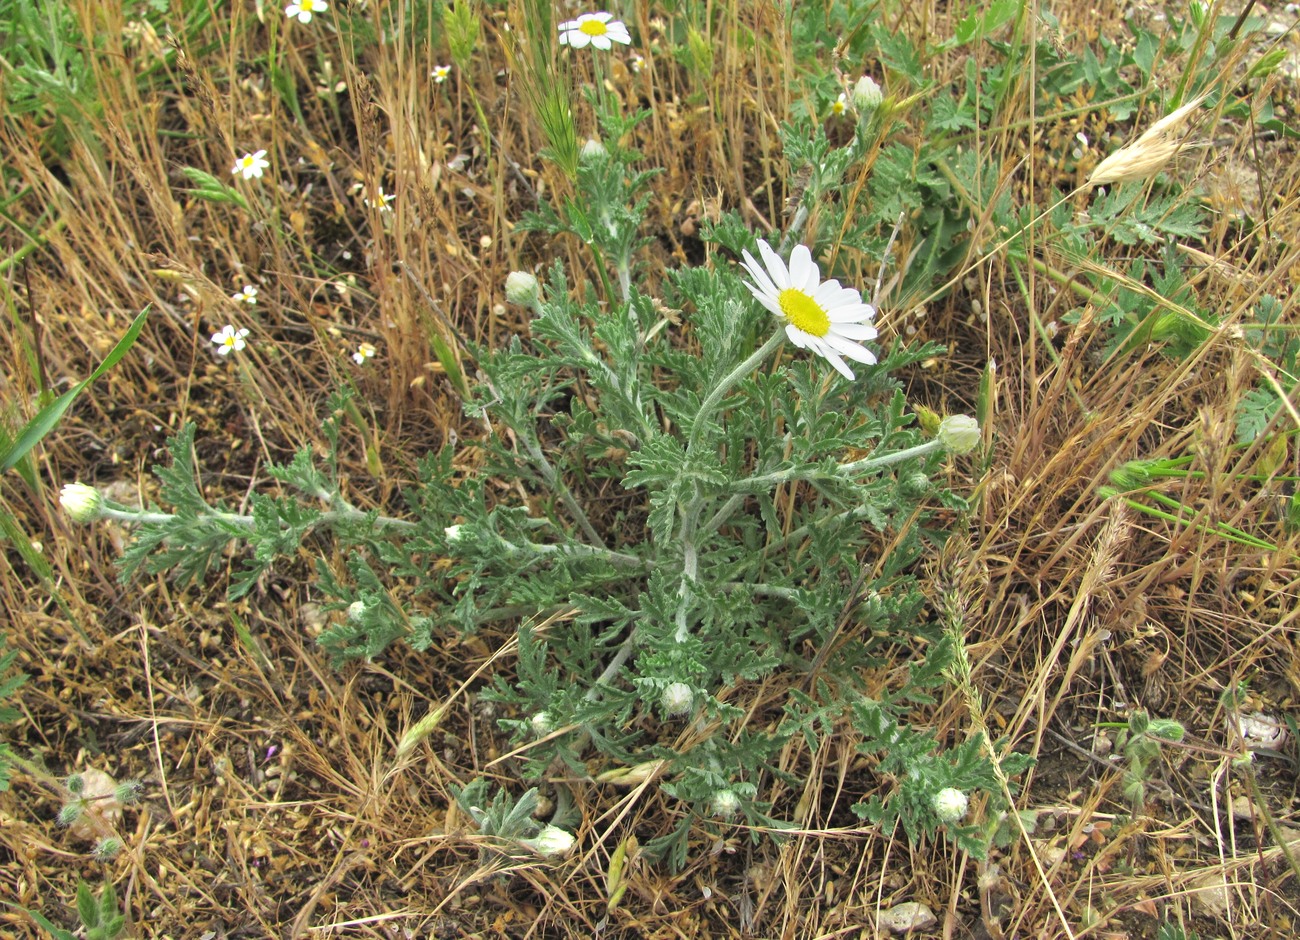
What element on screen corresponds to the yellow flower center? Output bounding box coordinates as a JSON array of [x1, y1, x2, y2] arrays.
[[778, 288, 830, 337], [580, 19, 609, 37]]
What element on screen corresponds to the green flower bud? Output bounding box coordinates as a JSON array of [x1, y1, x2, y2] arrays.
[[504, 271, 541, 308], [852, 75, 883, 112], [937, 415, 981, 454], [93, 836, 124, 861], [519, 824, 575, 857], [933, 787, 969, 824], [59, 483, 103, 523], [660, 682, 694, 716], [711, 789, 740, 818]]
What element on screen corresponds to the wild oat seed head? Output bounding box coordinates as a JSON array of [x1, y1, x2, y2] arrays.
[[739, 239, 878, 380], [1087, 93, 1209, 188]]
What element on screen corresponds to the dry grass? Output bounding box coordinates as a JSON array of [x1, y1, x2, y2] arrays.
[[3, 1, 1300, 937]]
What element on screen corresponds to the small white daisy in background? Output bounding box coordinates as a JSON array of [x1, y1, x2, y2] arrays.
[[285, 0, 327, 23], [231, 284, 258, 305], [739, 239, 878, 381], [363, 187, 395, 212], [558, 11, 632, 50], [831, 92, 848, 116], [231, 150, 269, 180], [211, 324, 250, 356], [630, 53, 646, 73], [431, 64, 452, 84], [352, 342, 376, 365]]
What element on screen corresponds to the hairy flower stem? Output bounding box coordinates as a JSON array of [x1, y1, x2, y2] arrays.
[[686, 331, 785, 454], [518, 433, 607, 548], [672, 330, 787, 641], [99, 503, 417, 531]]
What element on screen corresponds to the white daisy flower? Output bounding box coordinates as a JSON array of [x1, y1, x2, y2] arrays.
[[285, 0, 327, 23], [739, 239, 878, 380], [231, 150, 269, 180], [231, 284, 258, 305], [831, 92, 848, 116], [352, 342, 376, 364], [211, 324, 251, 356], [558, 12, 632, 50], [363, 186, 395, 211], [431, 64, 452, 84], [630, 53, 646, 73]]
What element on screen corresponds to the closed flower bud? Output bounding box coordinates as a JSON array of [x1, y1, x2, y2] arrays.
[[937, 415, 981, 454], [59, 482, 103, 523], [933, 787, 969, 824], [347, 600, 368, 623], [852, 75, 883, 112], [444, 524, 464, 543], [660, 681, 694, 716], [711, 789, 740, 818], [580, 138, 607, 162], [901, 469, 931, 497], [530, 711, 554, 736], [93, 836, 124, 861], [520, 824, 575, 857], [505, 271, 541, 308]]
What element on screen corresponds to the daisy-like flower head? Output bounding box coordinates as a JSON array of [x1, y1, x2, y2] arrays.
[[630, 53, 646, 73], [285, 0, 327, 23], [231, 284, 258, 305], [831, 91, 849, 116], [739, 239, 878, 380], [231, 150, 269, 180], [211, 324, 250, 356], [363, 187, 395, 212], [558, 11, 632, 50], [352, 342, 376, 364], [431, 64, 452, 84]]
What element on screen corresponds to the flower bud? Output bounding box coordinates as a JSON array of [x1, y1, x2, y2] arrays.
[[937, 415, 981, 454], [660, 682, 694, 716], [852, 75, 883, 113], [59, 482, 103, 523], [504, 271, 541, 308], [93, 836, 124, 861], [530, 711, 554, 736], [711, 789, 740, 818], [347, 600, 368, 623], [933, 787, 969, 824], [580, 138, 607, 162], [444, 524, 464, 543], [520, 824, 575, 857]]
